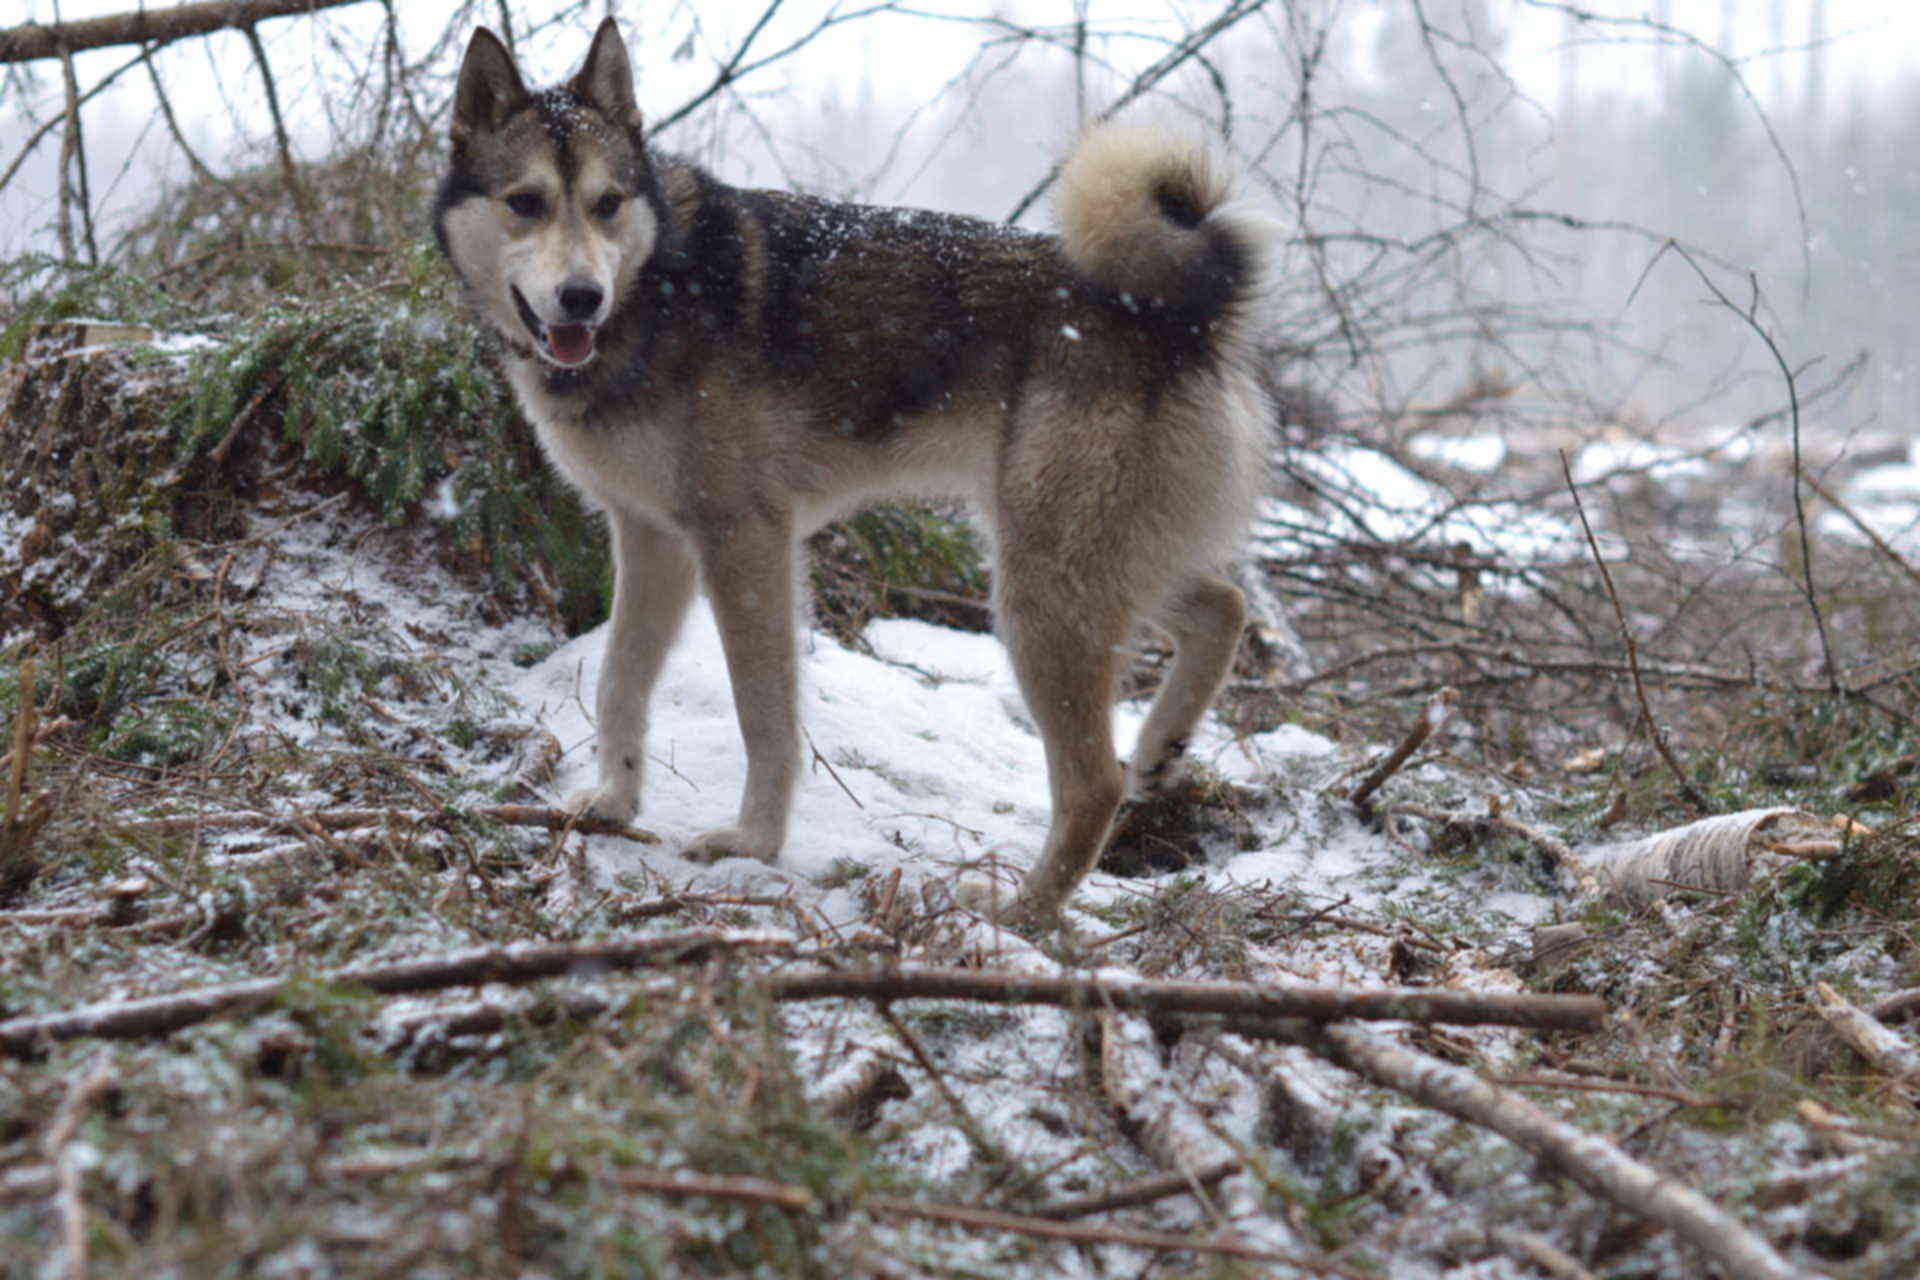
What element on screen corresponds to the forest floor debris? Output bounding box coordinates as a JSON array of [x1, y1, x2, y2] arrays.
[[4, 328, 1920, 1277]]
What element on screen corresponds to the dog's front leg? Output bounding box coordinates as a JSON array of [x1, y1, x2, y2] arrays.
[[567, 510, 697, 822], [682, 513, 799, 864]]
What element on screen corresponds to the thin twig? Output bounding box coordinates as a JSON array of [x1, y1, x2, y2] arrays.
[[57, 39, 98, 264], [1634, 241, 1836, 694], [1004, 0, 1269, 223], [43, 1053, 115, 1280], [1801, 469, 1920, 598], [240, 18, 318, 241], [876, 1001, 1010, 1170], [1559, 451, 1711, 815], [0, 48, 142, 195], [610, 1165, 1357, 1272], [1030, 1157, 1240, 1219], [5, 658, 35, 826]]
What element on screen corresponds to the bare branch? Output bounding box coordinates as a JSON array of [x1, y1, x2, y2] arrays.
[[1560, 449, 1712, 815], [0, 930, 799, 1057], [1348, 687, 1457, 819], [0, 0, 372, 63], [0, 48, 141, 195], [1003, 0, 1268, 224], [761, 964, 1606, 1032]]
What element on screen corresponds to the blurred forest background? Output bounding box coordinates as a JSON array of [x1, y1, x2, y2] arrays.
[[0, 0, 1910, 447]]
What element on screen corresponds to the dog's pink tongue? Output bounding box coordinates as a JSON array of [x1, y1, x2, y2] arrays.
[[547, 325, 594, 365]]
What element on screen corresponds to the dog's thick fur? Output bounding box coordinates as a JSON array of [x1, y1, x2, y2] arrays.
[[437, 19, 1274, 924]]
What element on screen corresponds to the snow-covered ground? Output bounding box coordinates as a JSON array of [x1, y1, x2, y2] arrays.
[[509, 576, 1554, 940]]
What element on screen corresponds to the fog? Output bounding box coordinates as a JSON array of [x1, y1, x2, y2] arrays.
[[2, 0, 1914, 446]]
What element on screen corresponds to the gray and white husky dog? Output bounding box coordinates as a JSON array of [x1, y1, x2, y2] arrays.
[[436, 19, 1274, 925]]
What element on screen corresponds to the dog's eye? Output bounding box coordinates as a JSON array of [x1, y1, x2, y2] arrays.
[[593, 193, 624, 220], [505, 192, 546, 219]]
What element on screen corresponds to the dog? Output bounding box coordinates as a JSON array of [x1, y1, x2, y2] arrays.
[[436, 19, 1274, 925]]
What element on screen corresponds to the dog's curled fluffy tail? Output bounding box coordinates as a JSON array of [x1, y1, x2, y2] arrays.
[[1055, 121, 1274, 325]]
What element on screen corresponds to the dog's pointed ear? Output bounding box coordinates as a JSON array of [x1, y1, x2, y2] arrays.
[[570, 17, 642, 131], [452, 28, 527, 147]]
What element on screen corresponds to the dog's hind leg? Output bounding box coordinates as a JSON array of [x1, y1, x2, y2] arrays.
[[1126, 572, 1246, 798], [569, 509, 698, 821], [1003, 594, 1130, 925]]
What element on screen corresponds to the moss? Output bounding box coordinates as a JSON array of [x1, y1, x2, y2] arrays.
[[99, 700, 232, 767], [810, 503, 989, 641]]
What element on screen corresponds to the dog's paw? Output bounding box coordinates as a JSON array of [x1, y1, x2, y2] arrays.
[[682, 825, 779, 865], [563, 783, 638, 825], [1124, 741, 1192, 800], [954, 871, 1063, 932]]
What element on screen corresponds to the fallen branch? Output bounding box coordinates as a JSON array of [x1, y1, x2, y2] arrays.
[[44, 1053, 115, 1280], [112, 804, 659, 845], [1492, 1070, 1717, 1110], [1582, 808, 1850, 908], [2, 944, 1606, 1059], [1098, 1013, 1241, 1233], [1348, 687, 1457, 818], [1813, 981, 1920, 1092], [869, 1193, 1345, 1270], [1275, 1022, 1802, 1280], [763, 964, 1606, 1032], [1871, 988, 1920, 1025], [1030, 1157, 1240, 1220], [0, 930, 795, 1057], [611, 1166, 1357, 1272], [1477, 1226, 1601, 1280]]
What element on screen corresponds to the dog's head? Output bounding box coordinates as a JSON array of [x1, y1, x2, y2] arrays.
[[435, 19, 663, 371]]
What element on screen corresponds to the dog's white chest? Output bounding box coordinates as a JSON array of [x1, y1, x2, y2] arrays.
[[509, 365, 677, 520]]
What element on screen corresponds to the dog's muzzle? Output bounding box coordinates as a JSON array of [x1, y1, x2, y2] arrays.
[[512, 285, 599, 368]]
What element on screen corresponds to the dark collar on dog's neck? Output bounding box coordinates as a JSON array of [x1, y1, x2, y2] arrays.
[[543, 363, 590, 394]]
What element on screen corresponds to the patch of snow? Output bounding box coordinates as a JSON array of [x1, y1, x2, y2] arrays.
[[1571, 437, 1714, 484], [1407, 433, 1507, 471]]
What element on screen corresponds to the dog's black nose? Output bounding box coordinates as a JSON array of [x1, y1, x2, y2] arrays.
[[558, 281, 604, 321]]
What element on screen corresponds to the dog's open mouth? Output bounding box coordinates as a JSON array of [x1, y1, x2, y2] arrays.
[[512, 285, 598, 368]]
